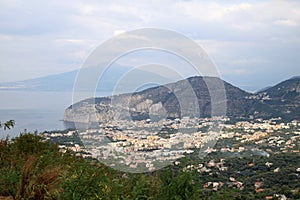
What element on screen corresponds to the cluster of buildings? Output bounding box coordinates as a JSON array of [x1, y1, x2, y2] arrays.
[[219, 118, 300, 154], [72, 117, 218, 172], [42, 117, 300, 173]]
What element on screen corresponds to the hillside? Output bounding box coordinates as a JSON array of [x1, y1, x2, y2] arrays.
[[64, 76, 251, 124], [250, 77, 300, 120], [64, 76, 300, 124]]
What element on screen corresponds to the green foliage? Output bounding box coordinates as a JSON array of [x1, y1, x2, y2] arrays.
[[0, 119, 14, 130], [11, 132, 59, 156], [0, 166, 19, 196], [0, 133, 64, 199], [159, 166, 201, 200], [61, 159, 108, 200]]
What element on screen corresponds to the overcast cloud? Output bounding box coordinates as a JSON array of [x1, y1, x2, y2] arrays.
[[0, 0, 299, 91]]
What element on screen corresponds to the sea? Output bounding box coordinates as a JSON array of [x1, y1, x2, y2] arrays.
[[0, 90, 109, 138]]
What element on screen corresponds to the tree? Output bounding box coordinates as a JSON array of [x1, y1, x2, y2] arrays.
[[0, 120, 15, 130]]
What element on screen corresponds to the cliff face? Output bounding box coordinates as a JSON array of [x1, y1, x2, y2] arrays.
[[64, 76, 300, 124]]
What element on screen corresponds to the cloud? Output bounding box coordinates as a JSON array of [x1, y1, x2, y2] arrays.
[[76, 3, 97, 15], [0, 34, 13, 41], [273, 19, 298, 27], [55, 39, 93, 46], [225, 3, 252, 12], [114, 30, 126, 36], [0, 0, 299, 91], [68, 50, 89, 60], [232, 58, 271, 65], [232, 68, 251, 75]]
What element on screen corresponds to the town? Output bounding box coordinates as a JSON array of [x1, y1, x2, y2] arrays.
[[42, 117, 300, 175]]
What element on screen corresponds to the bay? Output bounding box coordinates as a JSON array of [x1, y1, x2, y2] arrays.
[[0, 90, 109, 138]]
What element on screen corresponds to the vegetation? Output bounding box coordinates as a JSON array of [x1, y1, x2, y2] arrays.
[[0, 132, 201, 200], [0, 131, 300, 199], [0, 120, 14, 130]]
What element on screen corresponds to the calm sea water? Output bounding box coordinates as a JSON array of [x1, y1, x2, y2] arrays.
[[0, 90, 109, 138], [0, 109, 66, 138]]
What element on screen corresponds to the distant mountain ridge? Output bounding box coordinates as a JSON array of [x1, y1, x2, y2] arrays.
[[64, 76, 300, 123], [0, 70, 78, 91], [0, 66, 173, 92]]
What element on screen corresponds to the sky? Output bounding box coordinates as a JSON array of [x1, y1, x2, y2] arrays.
[[0, 0, 300, 91]]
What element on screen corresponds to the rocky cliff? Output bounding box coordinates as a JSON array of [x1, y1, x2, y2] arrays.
[[64, 76, 300, 124]]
